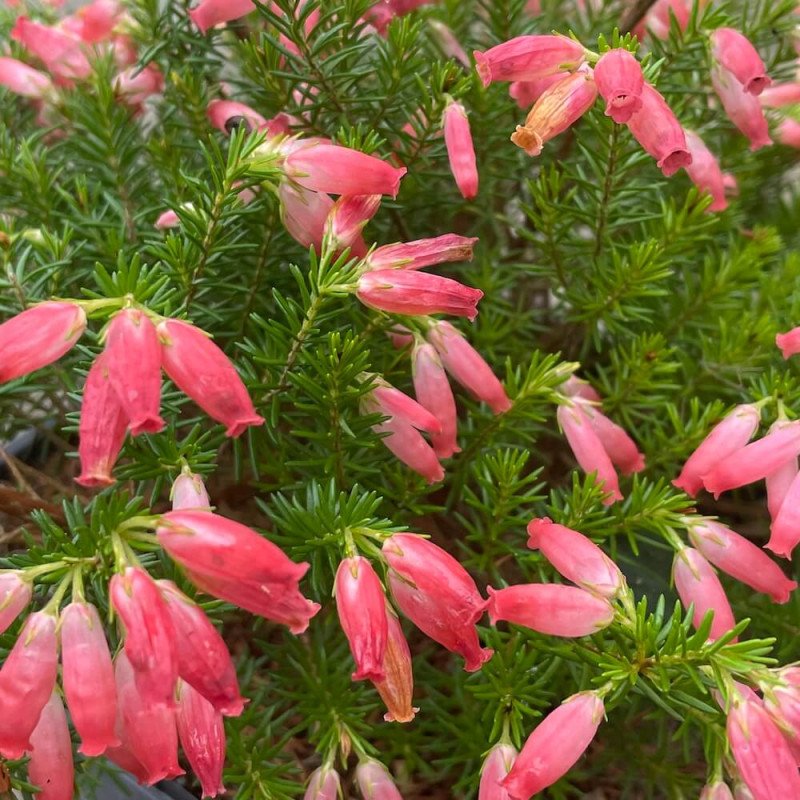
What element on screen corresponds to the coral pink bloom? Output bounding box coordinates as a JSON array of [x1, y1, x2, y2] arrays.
[[383, 533, 493, 671], [700, 783, 734, 800], [443, 100, 479, 199], [527, 518, 624, 598], [0, 612, 58, 758], [688, 520, 796, 602], [356, 760, 403, 800], [703, 420, 800, 499], [711, 28, 771, 96], [684, 130, 728, 212], [594, 49, 644, 123], [673, 404, 761, 497], [488, 584, 614, 636], [0, 57, 54, 99], [11, 17, 91, 83], [413, 343, 460, 458], [0, 301, 86, 384], [105, 308, 164, 435], [502, 693, 605, 800], [159, 581, 244, 716], [480, 743, 517, 800], [777, 119, 800, 149], [473, 35, 585, 88], [61, 602, 119, 756], [511, 68, 597, 156], [371, 415, 444, 483], [157, 318, 264, 437], [760, 83, 800, 108], [369, 383, 441, 433], [336, 557, 389, 682], [558, 403, 622, 504], [768, 468, 800, 558], [189, 0, 255, 33], [279, 183, 334, 250], [578, 401, 645, 474], [372, 609, 417, 723], [306, 766, 341, 800], [777, 327, 800, 357], [428, 321, 511, 414], [114, 64, 164, 106], [324, 194, 380, 257], [74, 0, 122, 43], [286, 143, 406, 197], [672, 548, 736, 641], [110, 567, 179, 708], [711, 67, 772, 151], [77, 352, 129, 487], [0, 573, 31, 635], [27, 691, 74, 800], [171, 471, 211, 511], [626, 83, 692, 176], [508, 73, 566, 109], [176, 681, 226, 798], [366, 234, 478, 271], [207, 99, 268, 134]]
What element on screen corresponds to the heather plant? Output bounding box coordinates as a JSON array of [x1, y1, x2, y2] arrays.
[[2, 0, 800, 798]]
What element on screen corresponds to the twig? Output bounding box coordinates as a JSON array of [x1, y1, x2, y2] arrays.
[[620, 0, 660, 33]]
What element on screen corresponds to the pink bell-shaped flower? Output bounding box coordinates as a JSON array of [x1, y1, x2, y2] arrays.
[[279, 183, 334, 251], [0, 572, 31, 635], [768, 467, 800, 558], [372, 608, 417, 723], [0, 57, 54, 99], [305, 766, 341, 800], [577, 399, 645, 474], [710, 28, 771, 96], [684, 130, 729, 212], [356, 760, 403, 800], [11, 16, 91, 83], [324, 194, 380, 257], [776, 327, 800, 359], [593, 48, 644, 123], [413, 342, 460, 458], [26, 691, 74, 800], [765, 420, 798, 522], [365, 234, 478, 271], [443, 100, 479, 199], [207, 99, 268, 134], [479, 743, 517, 800], [171, 470, 211, 511], [711, 67, 772, 151], [189, 0, 255, 34]]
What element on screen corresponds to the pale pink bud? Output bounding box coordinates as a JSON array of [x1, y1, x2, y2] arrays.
[[0, 612, 58, 758], [383, 533, 492, 671], [105, 308, 164, 435], [777, 326, 800, 358], [27, 691, 74, 800], [732, 784, 754, 800], [672, 548, 736, 641], [673, 404, 761, 497], [306, 766, 341, 800], [114, 64, 164, 106], [372, 609, 417, 723], [171, 471, 211, 511], [324, 195, 380, 256], [413, 343, 459, 458], [479, 743, 517, 800], [502, 692, 605, 800], [279, 183, 334, 251], [627, 83, 692, 176], [61, 602, 119, 756], [527, 518, 625, 597], [176, 681, 226, 798], [0, 302, 86, 383], [0, 57, 54, 99], [511, 69, 598, 157], [428, 321, 511, 414], [443, 100, 478, 199], [368, 383, 441, 433], [0, 573, 31, 635], [373, 414, 444, 482], [508, 73, 566, 108], [474, 35, 586, 88], [428, 20, 470, 68], [366, 234, 478, 271], [594, 49, 644, 123], [578, 400, 645, 474], [700, 782, 734, 800], [158, 318, 264, 437], [711, 28, 771, 96], [760, 83, 800, 107], [155, 209, 181, 229], [684, 130, 728, 212], [768, 467, 800, 558], [356, 760, 403, 800], [687, 520, 796, 603], [189, 0, 255, 34], [776, 118, 800, 149], [11, 17, 91, 82], [711, 67, 772, 151], [207, 99, 267, 134]]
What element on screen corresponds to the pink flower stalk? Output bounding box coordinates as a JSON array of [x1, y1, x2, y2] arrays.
[[279, 183, 334, 250], [372, 609, 417, 723], [710, 28, 771, 96], [473, 35, 586, 88], [413, 343, 460, 458], [0, 301, 86, 384], [511, 69, 598, 157], [683, 130, 728, 212], [27, 691, 74, 800], [105, 308, 164, 435], [110, 567, 179, 708], [508, 73, 566, 108], [383, 533, 493, 671], [305, 766, 341, 800], [700, 783, 734, 800], [577, 400, 645, 474], [73, 0, 122, 43], [557, 403, 623, 504], [366, 234, 478, 271], [479, 743, 517, 800], [443, 100, 478, 200], [286, 143, 407, 198], [176, 681, 226, 798], [159, 581, 245, 716], [527, 518, 625, 598], [626, 83, 692, 176], [0, 57, 54, 99], [356, 760, 403, 800], [0, 612, 58, 758], [502, 692, 605, 800], [672, 548, 737, 641], [776, 119, 800, 149], [114, 64, 164, 106], [427, 320, 511, 414], [688, 520, 796, 603], [776, 327, 800, 358], [324, 194, 380, 257], [60, 602, 119, 756], [0, 573, 31, 635], [768, 468, 800, 558], [172, 471, 211, 511], [428, 20, 470, 68], [760, 83, 800, 108], [207, 99, 268, 135], [711, 67, 772, 151], [189, 0, 255, 34], [11, 17, 91, 83], [335, 556, 389, 682], [673, 404, 762, 496], [76, 352, 129, 487], [593, 48, 644, 123], [157, 318, 265, 437]]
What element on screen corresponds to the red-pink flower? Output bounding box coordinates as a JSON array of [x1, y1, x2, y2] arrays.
[[372, 609, 417, 723], [0, 57, 54, 99], [766, 422, 797, 522], [371, 415, 444, 483], [479, 743, 517, 800], [775, 118, 800, 149], [157, 318, 264, 438], [0, 301, 86, 384], [73, 0, 122, 43], [760, 83, 800, 108], [511, 68, 598, 157], [700, 783, 734, 800], [443, 100, 478, 200], [27, 691, 74, 800], [710, 28, 771, 96], [383, 533, 493, 672], [324, 194, 380, 257], [509, 74, 566, 108], [356, 760, 403, 800], [672, 404, 761, 497], [768, 468, 800, 558], [0, 612, 58, 758], [593, 49, 644, 123], [672, 548, 736, 641], [305, 766, 341, 800], [189, 0, 255, 33], [429, 21, 470, 68], [114, 64, 164, 106], [0, 573, 31, 635], [761, 675, 800, 755], [776, 327, 800, 358], [176, 681, 227, 798], [577, 400, 645, 474], [711, 67, 772, 151], [366, 234, 478, 271], [369, 382, 441, 434], [684, 130, 728, 212], [473, 35, 586, 88], [413, 342, 460, 458], [207, 99, 268, 134], [502, 692, 605, 800], [61, 602, 119, 756], [11, 17, 91, 83]]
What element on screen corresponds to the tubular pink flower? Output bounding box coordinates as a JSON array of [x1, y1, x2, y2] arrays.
[[443, 100, 478, 199], [638, 0, 690, 39], [155, 209, 182, 229], [776, 119, 800, 149], [305, 766, 341, 800], [114, 64, 164, 106], [171, 471, 211, 511], [428, 21, 470, 68], [372, 609, 417, 723], [371, 416, 444, 483], [383, 533, 493, 671], [700, 783, 734, 800], [711, 67, 772, 151], [501, 692, 605, 800], [157, 318, 265, 438], [413, 343, 460, 458], [760, 83, 800, 108], [776, 327, 800, 358], [0, 57, 54, 99], [768, 468, 800, 558], [560, 375, 601, 403], [684, 130, 728, 212], [473, 35, 586, 88], [508, 73, 566, 108], [761, 677, 800, 756], [578, 400, 645, 474], [356, 760, 403, 800], [324, 194, 380, 257], [594, 49, 644, 123], [280, 183, 334, 251], [73, 0, 122, 43], [479, 743, 517, 800], [369, 383, 441, 433], [189, 0, 255, 34], [61, 602, 119, 756], [766, 430, 797, 522], [11, 17, 91, 83], [710, 28, 771, 96], [207, 99, 268, 135], [0, 573, 31, 635], [366, 234, 478, 271], [27, 691, 74, 800]]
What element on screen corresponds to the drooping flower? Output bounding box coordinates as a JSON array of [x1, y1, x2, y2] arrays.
[[372, 608, 417, 723], [593, 48, 644, 123], [711, 67, 772, 151], [577, 400, 645, 474], [356, 760, 403, 800], [768, 468, 800, 559], [710, 28, 771, 96], [171, 471, 211, 511], [370, 415, 444, 483], [443, 100, 479, 199], [114, 64, 164, 107], [207, 98, 268, 134], [189, 0, 255, 34], [760, 83, 800, 108], [766, 422, 798, 522], [279, 183, 334, 251], [11, 17, 91, 83], [775, 118, 800, 149], [760, 672, 800, 756], [413, 342, 460, 458], [324, 194, 380, 257], [0, 573, 32, 635], [365, 234, 478, 271], [72, 0, 122, 43], [27, 691, 74, 800], [776, 327, 800, 359], [479, 743, 517, 800], [684, 130, 728, 212], [0, 57, 54, 99], [305, 766, 341, 800]]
